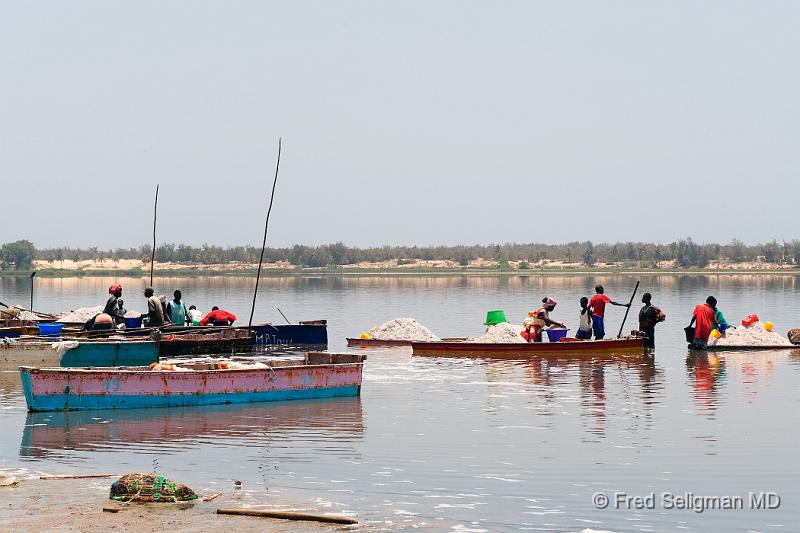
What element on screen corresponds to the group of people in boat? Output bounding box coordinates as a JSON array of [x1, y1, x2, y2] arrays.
[[87, 285, 237, 330], [523, 285, 644, 344], [523, 284, 731, 350]]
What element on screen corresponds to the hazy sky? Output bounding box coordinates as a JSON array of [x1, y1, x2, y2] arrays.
[[1, 1, 798, 249]]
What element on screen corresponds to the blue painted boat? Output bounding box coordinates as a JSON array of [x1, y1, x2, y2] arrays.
[[1, 339, 158, 368], [253, 321, 328, 348], [20, 352, 364, 412]]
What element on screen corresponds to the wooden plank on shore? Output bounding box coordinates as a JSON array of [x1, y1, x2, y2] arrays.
[[216, 508, 357, 524], [40, 473, 117, 480]]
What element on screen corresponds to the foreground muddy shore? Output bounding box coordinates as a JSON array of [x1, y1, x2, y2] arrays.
[[1, 477, 356, 532]]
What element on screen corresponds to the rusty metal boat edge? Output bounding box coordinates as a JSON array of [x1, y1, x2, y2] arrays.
[[19, 352, 364, 412]]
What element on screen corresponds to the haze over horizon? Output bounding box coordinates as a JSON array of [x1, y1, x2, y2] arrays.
[[2, 2, 798, 249]]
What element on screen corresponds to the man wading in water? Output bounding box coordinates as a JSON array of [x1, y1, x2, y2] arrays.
[[638, 292, 665, 349], [688, 296, 719, 350]]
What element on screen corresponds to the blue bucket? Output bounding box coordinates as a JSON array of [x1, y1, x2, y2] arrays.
[[124, 316, 142, 329], [545, 328, 569, 342], [37, 323, 64, 337]]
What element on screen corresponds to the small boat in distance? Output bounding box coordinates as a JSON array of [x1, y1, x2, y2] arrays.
[[20, 352, 364, 412]]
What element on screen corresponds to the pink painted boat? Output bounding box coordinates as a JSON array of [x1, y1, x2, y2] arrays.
[[20, 352, 364, 412]]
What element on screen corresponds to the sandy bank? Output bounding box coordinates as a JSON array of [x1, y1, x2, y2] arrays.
[[1, 477, 352, 532]]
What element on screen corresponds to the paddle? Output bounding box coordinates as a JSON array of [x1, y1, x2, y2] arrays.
[[277, 307, 292, 325], [616, 280, 640, 338]]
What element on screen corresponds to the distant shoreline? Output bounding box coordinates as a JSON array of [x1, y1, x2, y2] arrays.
[[2, 266, 799, 278]]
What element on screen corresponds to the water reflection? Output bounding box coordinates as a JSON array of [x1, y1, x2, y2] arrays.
[[480, 355, 664, 439], [20, 397, 364, 461], [686, 353, 727, 418], [0, 370, 22, 405]]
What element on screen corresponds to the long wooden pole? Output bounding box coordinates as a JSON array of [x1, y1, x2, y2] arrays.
[[150, 184, 159, 286], [617, 280, 640, 338], [216, 508, 357, 525], [249, 138, 282, 328], [30, 271, 36, 310]]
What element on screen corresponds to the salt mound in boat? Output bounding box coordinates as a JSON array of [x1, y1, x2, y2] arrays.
[[57, 306, 103, 323], [467, 323, 526, 344], [368, 318, 440, 341], [712, 322, 792, 347], [12, 307, 41, 321]]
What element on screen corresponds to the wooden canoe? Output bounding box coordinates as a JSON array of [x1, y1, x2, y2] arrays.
[[73, 321, 328, 350], [156, 329, 256, 356], [411, 337, 645, 358], [20, 352, 364, 412], [346, 337, 466, 348]]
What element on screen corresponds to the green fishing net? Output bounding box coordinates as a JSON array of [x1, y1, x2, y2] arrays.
[[110, 474, 198, 502]]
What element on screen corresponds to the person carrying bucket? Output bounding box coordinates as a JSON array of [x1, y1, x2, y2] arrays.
[[687, 296, 720, 350], [523, 298, 566, 343]]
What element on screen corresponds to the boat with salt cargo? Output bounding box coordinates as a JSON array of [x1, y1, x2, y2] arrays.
[[411, 337, 646, 358], [20, 352, 364, 412], [346, 337, 466, 348], [690, 344, 800, 352], [1, 338, 158, 368]]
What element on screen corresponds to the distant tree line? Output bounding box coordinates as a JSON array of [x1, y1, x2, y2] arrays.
[[1, 238, 799, 270]]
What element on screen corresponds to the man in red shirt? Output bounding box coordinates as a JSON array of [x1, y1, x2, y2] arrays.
[[588, 285, 630, 339], [688, 296, 719, 349], [200, 306, 237, 326]]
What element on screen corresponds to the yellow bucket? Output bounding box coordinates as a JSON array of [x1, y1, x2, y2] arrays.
[[710, 329, 722, 339], [360, 332, 372, 339], [763, 321, 774, 332]]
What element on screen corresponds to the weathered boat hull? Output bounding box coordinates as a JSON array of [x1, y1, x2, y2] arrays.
[[346, 338, 413, 347], [157, 331, 256, 356], [411, 337, 645, 358], [75, 321, 328, 350], [1, 340, 158, 368], [20, 353, 363, 412]]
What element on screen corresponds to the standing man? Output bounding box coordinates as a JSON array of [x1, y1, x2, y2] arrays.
[[688, 296, 719, 350], [589, 285, 630, 340], [141, 287, 165, 327], [638, 292, 664, 349]]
